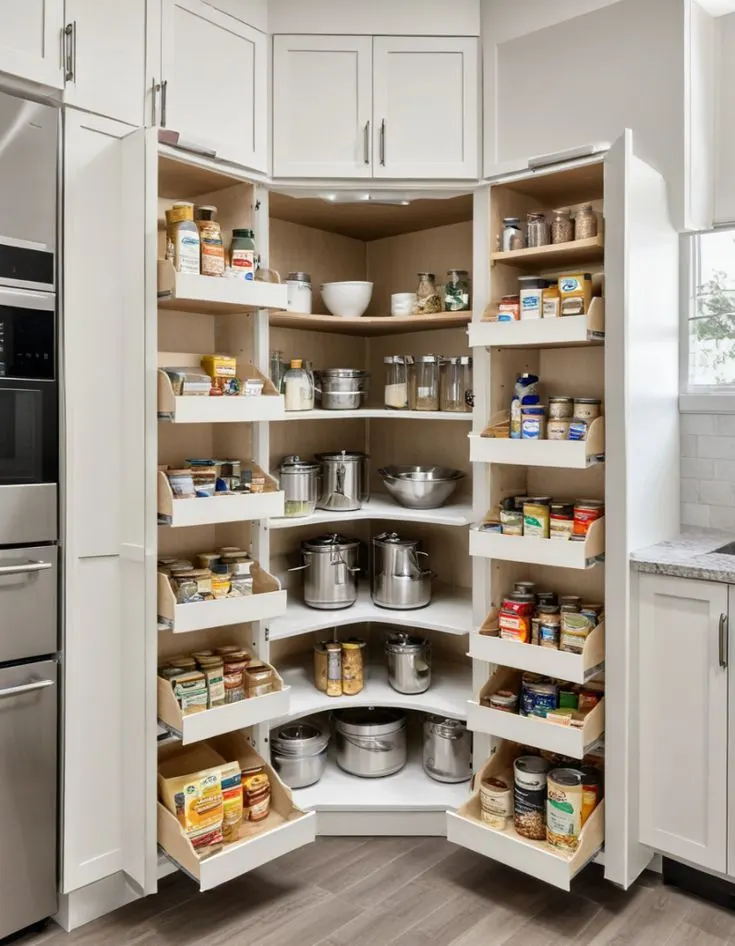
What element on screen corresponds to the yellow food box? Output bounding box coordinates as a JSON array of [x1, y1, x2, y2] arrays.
[[201, 354, 237, 379], [558, 273, 592, 317]]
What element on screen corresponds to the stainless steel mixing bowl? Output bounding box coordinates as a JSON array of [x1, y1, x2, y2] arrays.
[[378, 465, 465, 509]]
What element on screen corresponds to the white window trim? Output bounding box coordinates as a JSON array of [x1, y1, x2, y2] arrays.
[[680, 227, 735, 413]]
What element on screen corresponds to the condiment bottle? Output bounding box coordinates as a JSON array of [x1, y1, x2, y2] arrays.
[[195, 205, 225, 277], [167, 201, 200, 275], [230, 228, 257, 280], [283, 359, 314, 412]]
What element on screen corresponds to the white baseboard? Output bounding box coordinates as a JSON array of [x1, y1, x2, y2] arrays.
[[55, 872, 141, 932]]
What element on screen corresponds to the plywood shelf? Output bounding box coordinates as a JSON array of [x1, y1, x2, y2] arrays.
[[269, 310, 472, 337], [468, 298, 605, 349], [157, 260, 288, 314], [157, 468, 284, 526], [491, 235, 604, 268], [470, 516, 605, 570], [470, 417, 605, 469]]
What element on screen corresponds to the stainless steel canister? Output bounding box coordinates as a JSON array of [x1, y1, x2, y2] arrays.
[[384, 633, 431, 694], [422, 716, 472, 783], [289, 533, 361, 610], [314, 368, 369, 410], [315, 450, 369, 512], [270, 720, 330, 788], [277, 455, 320, 518], [334, 707, 407, 778], [371, 532, 433, 610]]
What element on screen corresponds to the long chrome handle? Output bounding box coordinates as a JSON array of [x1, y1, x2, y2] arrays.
[[151, 77, 160, 125], [0, 287, 55, 311], [0, 560, 52, 576], [0, 679, 55, 700], [161, 79, 168, 128], [380, 119, 386, 166], [63, 22, 76, 81], [363, 120, 370, 164], [720, 613, 729, 669]]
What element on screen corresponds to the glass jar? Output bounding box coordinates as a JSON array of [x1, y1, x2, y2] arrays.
[[230, 228, 256, 280], [526, 211, 549, 248], [501, 217, 524, 252], [283, 359, 314, 412], [384, 355, 413, 410], [167, 201, 200, 275], [444, 270, 471, 311], [286, 271, 312, 313], [414, 273, 442, 314], [440, 356, 473, 412], [574, 205, 598, 240], [551, 209, 574, 245], [270, 350, 287, 393], [412, 355, 441, 411], [195, 206, 225, 277]]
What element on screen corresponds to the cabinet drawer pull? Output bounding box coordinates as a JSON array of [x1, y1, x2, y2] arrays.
[[161, 79, 169, 128], [363, 120, 370, 164], [0, 560, 52, 576], [380, 119, 386, 166], [0, 679, 55, 700], [719, 612, 729, 669], [63, 22, 76, 82]]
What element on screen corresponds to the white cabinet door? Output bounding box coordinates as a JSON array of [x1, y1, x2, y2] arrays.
[[0, 0, 63, 88], [372, 36, 479, 180], [272, 35, 372, 178], [638, 574, 728, 873], [63, 0, 147, 127], [161, 0, 267, 172]]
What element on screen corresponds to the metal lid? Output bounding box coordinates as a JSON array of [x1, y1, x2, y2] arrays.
[[373, 531, 419, 548], [385, 633, 429, 654], [317, 368, 368, 378], [278, 455, 321, 474], [574, 397, 602, 404], [425, 715, 467, 739], [416, 354, 442, 364], [315, 450, 369, 462], [447, 269, 469, 275], [303, 532, 360, 552], [502, 217, 521, 223], [442, 356, 473, 366], [383, 355, 414, 365], [334, 706, 406, 737], [286, 272, 311, 282], [548, 767, 583, 787], [270, 722, 329, 756]]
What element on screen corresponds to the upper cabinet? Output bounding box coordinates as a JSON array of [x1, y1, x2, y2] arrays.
[[272, 34, 480, 180], [0, 0, 64, 89], [714, 11, 735, 224], [158, 0, 268, 173], [63, 0, 147, 127]]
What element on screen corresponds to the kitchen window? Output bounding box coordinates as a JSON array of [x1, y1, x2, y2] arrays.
[[681, 227, 735, 411]]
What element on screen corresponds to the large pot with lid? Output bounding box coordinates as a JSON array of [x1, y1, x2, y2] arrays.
[[334, 707, 407, 778], [270, 720, 330, 788], [277, 455, 321, 518], [385, 633, 431, 694], [314, 368, 369, 410], [371, 532, 433, 610], [422, 715, 472, 783], [290, 533, 361, 610], [315, 450, 369, 512]]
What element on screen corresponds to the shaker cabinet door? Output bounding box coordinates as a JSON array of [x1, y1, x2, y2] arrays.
[[371, 36, 479, 180], [161, 0, 267, 172], [63, 0, 147, 127], [272, 35, 373, 179], [0, 0, 64, 89], [638, 573, 728, 873]]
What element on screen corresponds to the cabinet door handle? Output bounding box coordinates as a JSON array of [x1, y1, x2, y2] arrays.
[[161, 79, 168, 128], [0, 560, 52, 576], [63, 22, 76, 82], [151, 78, 160, 126], [720, 613, 729, 669], [363, 120, 370, 164], [380, 119, 386, 166], [0, 679, 55, 701]]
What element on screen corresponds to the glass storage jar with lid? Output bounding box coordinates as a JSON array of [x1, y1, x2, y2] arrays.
[[414, 273, 442, 314], [574, 205, 598, 240], [444, 270, 471, 311], [551, 209, 574, 244], [440, 356, 473, 412], [412, 355, 442, 411], [384, 355, 413, 410], [286, 272, 312, 313], [526, 211, 550, 248], [501, 217, 523, 252]]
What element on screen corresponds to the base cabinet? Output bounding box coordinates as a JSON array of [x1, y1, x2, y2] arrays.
[[638, 573, 729, 874]]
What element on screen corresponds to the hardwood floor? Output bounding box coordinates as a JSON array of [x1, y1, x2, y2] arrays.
[[15, 839, 735, 946]]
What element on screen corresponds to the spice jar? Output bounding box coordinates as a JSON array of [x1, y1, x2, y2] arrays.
[[574, 205, 598, 240], [552, 209, 574, 244], [286, 271, 312, 313], [230, 228, 256, 280], [501, 217, 523, 252], [412, 355, 441, 411], [548, 396, 574, 419], [341, 639, 365, 696], [440, 356, 473, 412], [195, 206, 225, 277], [211, 564, 231, 598], [444, 270, 471, 311], [414, 273, 442, 314], [166, 202, 200, 275], [526, 211, 549, 248], [384, 355, 412, 410]]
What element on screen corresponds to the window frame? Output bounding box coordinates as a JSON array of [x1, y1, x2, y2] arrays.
[[680, 227, 735, 413]]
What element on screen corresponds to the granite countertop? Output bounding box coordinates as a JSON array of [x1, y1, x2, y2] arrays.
[[631, 528, 735, 583]]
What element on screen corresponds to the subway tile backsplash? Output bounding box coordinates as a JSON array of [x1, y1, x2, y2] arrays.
[[681, 414, 735, 530]]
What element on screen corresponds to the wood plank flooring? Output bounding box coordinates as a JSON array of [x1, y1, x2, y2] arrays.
[[14, 839, 735, 946]]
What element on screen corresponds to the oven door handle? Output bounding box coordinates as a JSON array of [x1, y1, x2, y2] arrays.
[[0, 287, 55, 311], [0, 679, 55, 700], [0, 560, 53, 576]]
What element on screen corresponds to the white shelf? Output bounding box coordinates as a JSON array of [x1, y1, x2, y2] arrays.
[[275, 408, 473, 421], [157, 259, 288, 314], [268, 583, 472, 641], [277, 658, 471, 724], [158, 469, 284, 526], [469, 517, 605, 570], [469, 417, 605, 469], [469, 298, 605, 350], [158, 368, 285, 422], [269, 493, 473, 530], [158, 567, 286, 634]]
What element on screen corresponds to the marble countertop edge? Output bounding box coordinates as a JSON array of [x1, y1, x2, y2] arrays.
[[631, 528, 735, 584]]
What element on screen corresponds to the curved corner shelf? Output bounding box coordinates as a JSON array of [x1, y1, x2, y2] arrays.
[[469, 612, 605, 685], [267, 583, 472, 641], [158, 469, 284, 526], [158, 367, 285, 422], [467, 667, 605, 758], [158, 667, 290, 745], [269, 310, 472, 337], [276, 659, 471, 725], [468, 298, 605, 350], [446, 741, 604, 891], [158, 566, 286, 634], [469, 417, 604, 469], [269, 494, 473, 530], [469, 516, 605, 570], [274, 408, 473, 422], [157, 259, 288, 314]]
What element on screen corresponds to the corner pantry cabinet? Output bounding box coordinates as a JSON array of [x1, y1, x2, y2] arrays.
[[272, 34, 479, 180], [0, 0, 63, 89], [447, 131, 681, 891], [638, 574, 730, 874]]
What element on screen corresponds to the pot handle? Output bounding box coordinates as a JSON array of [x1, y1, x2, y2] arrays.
[[330, 552, 361, 574], [288, 552, 312, 573], [342, 733, 396, 752]]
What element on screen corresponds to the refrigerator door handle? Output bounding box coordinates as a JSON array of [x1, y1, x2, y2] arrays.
[[0, 679, 55, 700], [0, 561, 53, 576]]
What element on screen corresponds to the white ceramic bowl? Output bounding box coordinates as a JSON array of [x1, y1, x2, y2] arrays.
[[391, 292, 417, 317], [321, 281, 374, 318]]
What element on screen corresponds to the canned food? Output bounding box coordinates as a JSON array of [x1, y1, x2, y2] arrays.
[[514, 756, 550, 840], [499, 610, 532, 643], [547, 418, 570, 440], [520, 677, 558, 717], [560, 610, 595, 653], [480, 776, 513, 829], [580, 765, 602, 824], [515, 581, 536, 595], [538, 604, 561, 649], [500, 507, 524, 536], [488, 689, 519, 713], [548, 396, 574, 419], [502, 594, 535, 615], [573, 398, 601, 421], [523, 502, 550, 538], [573, 500, 604, 537], [547, 768, 583, 850], [568, 419, 589, 441], [521, 405, 546, 440]]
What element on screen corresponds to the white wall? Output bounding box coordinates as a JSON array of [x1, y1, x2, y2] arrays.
[[481, 0, 618, 41], [268, 0, 481, 35]]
